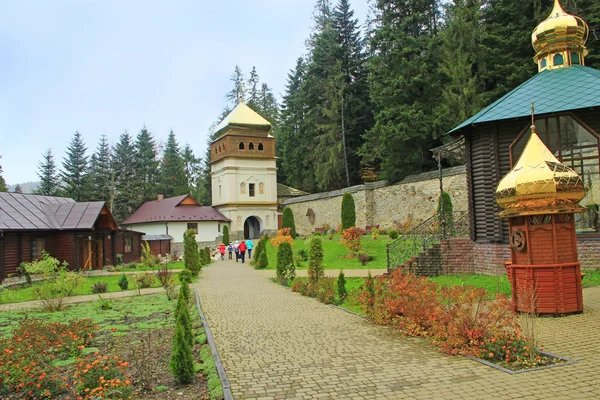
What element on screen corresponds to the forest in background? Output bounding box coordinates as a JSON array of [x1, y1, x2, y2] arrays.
[[1, 0, 599, 222]]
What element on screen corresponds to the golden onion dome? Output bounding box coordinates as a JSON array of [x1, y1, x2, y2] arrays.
[[531, 0, 589, 72], [496, 125, 585, 218]]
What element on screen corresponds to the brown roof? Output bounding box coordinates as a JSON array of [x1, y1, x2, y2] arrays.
[[0, 192, 115, 231], [121, 195, 230, 225]]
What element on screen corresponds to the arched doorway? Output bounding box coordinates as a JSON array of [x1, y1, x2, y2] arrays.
[[244, 216, 262, 239]]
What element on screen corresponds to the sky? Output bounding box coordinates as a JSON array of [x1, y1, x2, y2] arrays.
[[0, 0, 370, 186]]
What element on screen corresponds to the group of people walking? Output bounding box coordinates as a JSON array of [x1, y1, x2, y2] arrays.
[[218, 239, 253, 263]]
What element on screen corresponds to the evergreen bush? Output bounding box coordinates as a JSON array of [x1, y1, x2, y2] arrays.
[[341, 193, 356, 230], [169, 321, 195, 384], [437, 191, 454, 236], [204, 247, 211, 263], [253, 238, 266, 265], [183, 229, 200, 275], [118, 274, 129, 290], [222, 225, 230, 245], [258, 250, 269, 269], [337, 270, 347, 301], [179, 269, 192, 285], [282, 207, 297, 237], [389, 229, 399, 240], [276, 242, 294, 281], [308, 236, 324, 283]]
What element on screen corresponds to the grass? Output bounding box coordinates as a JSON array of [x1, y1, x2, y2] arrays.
[[263, 234, 391, 270], [0, 270, 194, 305], [113, 260, 185, 272]]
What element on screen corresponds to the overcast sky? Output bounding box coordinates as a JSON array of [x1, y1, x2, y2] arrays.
[[0, 0, 370, 186]]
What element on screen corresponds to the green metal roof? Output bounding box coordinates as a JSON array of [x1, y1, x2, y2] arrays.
[[448, 65, 600, 134]]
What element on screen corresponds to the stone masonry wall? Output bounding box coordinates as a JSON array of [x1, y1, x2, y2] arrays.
[[284, 166, 467, 236]]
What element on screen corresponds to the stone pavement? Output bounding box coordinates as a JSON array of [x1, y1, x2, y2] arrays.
[[195, 259, 600, 400]]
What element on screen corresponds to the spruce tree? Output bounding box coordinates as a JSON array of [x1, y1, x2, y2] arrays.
[[282, 207, 297, 237], [182, 144, 202, 200], [160, 131, 188, 197], [246, 66, 261, 109], [0, 157, 6, 192], [89, 135, 115, 208], [226, 65, 245, 104], [223, 225, 230, 245], [35, 149, 60, 196], [308, 236, 324, 283], [13, 184, 23, 194], [341, 192, 356, 230], [134, 125, 159, 204], [113, 132, 139, 222], [60, 131, 93, 201], [183, 229, 200, 275]]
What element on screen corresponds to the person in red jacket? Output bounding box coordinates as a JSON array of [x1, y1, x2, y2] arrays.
[[218, 243, 226, 260], [238, 241, 247, 263]]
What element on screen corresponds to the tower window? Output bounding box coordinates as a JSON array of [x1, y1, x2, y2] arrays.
[[249, 142, 254, 150], [553, 53, 564, 66], [249, 183, 255, 197], [239, 142, 245, 150], [258, 143, 264, 151], [571, 52, 580, 65]]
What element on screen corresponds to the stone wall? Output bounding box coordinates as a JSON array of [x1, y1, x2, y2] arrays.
[[283, 166, 467, 235]]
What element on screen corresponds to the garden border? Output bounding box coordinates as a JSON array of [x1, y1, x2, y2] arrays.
[[466, 351, 578, 374], [194, 288, 234, 400]]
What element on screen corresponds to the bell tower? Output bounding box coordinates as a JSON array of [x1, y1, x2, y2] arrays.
[[210, 101, 278, 239]]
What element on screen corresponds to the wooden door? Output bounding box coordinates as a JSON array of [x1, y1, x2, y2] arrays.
[[94, 240, 103, 269]]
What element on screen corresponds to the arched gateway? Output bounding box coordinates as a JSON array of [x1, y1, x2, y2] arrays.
[[210, 100, 279, 240]]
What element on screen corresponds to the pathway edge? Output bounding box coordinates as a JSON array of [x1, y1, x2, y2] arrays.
[[194, 287, 234, 400]]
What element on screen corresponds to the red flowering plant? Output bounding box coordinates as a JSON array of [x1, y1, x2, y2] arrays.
[[0, 318, 97, 398], [73, 353, 134, 399]]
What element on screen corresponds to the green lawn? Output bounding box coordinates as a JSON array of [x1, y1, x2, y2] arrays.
[[113, 260, 185, 272], [263, 234, 391, 270], [0, 271, 193, 305]]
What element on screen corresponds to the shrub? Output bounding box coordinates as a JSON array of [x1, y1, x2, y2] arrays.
[[179, 269, 193, 285], [91, 281, 108, 294], [389, 229, 399, 240], [291, 277, 335, 304], [438, 191, 454, 235], [271, 235, 294, 248], [203, 247, 211, 264], [170, 310, 195, 383], [252, 238, 265, 265], [371, 227, 380, 240], [24, 251, 65, 275], [297, 248, 308, 261], [276, 242, 294, 282], [35, 268, 83, 312], [141, 241, 159, 269], [342, 227, 363, 253], [308, 236, 324, 283], [118, 274, 129, 290], [258, 251, 269, 269], [358, 252, 371, 266], [123, 261, 140, 270], [341, 192, 356, 230], [74, 354, 133, 399], [133, 273, 156, 290], [175, 285, 193, 346], [222, 225, 230, 246], [156, 262, 173, 287], [337, 270, 347, 301], [17, 262, 31, 285], [183, 228, 201, 274], [282, 207, 297, 237], [116, 253, 123, 265]]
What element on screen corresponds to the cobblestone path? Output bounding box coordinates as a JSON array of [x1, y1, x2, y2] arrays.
[[195, 260, 600, 399]]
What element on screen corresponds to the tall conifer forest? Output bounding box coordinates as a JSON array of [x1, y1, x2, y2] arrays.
[[17, 0, 600, 222]]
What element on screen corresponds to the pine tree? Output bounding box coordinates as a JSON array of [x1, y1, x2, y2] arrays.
[[113, 132, 139, 222], [182, 144, 202, 200], [160, 131, 188, 197], [60, 131, 93, 201], [226, 65, 245, 105], [247, 66, 261, 109], [362, 0, 443, 183], [0, 156, 6, 192], [341, 192, 356, 229], [12, 184, 23, 194], [134, 125, 159, 204], [282, 207, 297, 237], [35, 149, 60, 196], [89, 135, 115, 208]]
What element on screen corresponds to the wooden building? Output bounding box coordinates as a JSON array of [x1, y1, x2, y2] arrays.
[[0, 192, 143, 282], [447, 1, 600, 271]]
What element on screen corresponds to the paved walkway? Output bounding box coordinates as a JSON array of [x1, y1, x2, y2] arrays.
[[195, 259, 600, 400]]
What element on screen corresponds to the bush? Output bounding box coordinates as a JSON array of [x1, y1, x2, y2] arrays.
[[141, 241, 159, 269], [438, 191, 454, 235], [17, 262, 31, 285], [23, 251, 65, 275], [282, 207, 297, 237], [203, 247, 211, 264], [337, 271, 347, 301], [183, 228, 201, 274], [258, 251, 269, 269], [123, 261, 140, 270], [116, 253, 123, 265], [342, 227, 363, 253], [74, 353, 133, 398], [371, 227, 380, 240], [389, 229, 399, 240], [179, 269, 192, 285], [91, 281, 108, 294], [276, 242, 295, 282], [118, 274, 129, 290], [133, 273, 156, 290], [252, 239, 265, 266], [271, 235, 294, 248], [358, 252, 371, 266], [297, 248, 308, 261], [222, 225, 230, 246], [170, 294, 195, 384], [291, 277, 335, 304], [341, 192, 356, 230], [308, 236, 324, 283], [35, 268, 83, 312]]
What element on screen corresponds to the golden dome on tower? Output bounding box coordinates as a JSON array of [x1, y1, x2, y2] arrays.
[[496, 124, 585, 218], [531, 0, 589, 72]]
